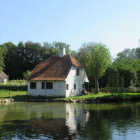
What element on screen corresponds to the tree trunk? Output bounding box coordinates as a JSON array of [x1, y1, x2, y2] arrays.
[[95, 76, 99, 93]]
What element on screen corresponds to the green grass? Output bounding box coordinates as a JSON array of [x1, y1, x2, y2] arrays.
[[0, 90, 27, 100], [59, 92, 140, 102], [1, 90, 140, 102]]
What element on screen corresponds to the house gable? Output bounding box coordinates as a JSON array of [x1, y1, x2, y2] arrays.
[[65, 66, 89, 97]]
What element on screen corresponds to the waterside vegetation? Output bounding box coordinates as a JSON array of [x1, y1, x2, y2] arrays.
[[59, 92, 140, 103]]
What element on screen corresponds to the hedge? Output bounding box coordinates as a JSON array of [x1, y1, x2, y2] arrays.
[[0, 84, 27, 91], [91, 87, 140, 93]]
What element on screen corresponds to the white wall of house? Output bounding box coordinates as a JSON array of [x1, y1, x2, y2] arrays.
[[65, 66, 89, 97], [28, 81, 66, 97]]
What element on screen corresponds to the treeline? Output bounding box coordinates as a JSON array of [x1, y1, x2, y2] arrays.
[[1, 41, 140, 91], [78, 43, 140, 91]]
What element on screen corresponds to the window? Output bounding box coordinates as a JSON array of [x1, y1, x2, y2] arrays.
[[66, 84, 69, 90], [46, 82, 53, 89], [42, 82, 45, 89], [74, 84, 76, 90], [82, 84, 85, 89], [30, 82, 36, 89], [76, 69, 79, 76]]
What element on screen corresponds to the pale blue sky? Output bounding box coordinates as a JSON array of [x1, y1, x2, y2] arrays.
[[0, 0, 140, 57]]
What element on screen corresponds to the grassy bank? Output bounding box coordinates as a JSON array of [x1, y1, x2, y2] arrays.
[[61, 92, 140, 102], [1, 90, 140, 102]]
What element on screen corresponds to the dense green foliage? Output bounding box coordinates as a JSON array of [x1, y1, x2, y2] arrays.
[[105, 48, 140, 88], [0, 80, 27, 91], [0, 45, 5, 71], [77, 42, 111, 93], [77, 46, 140, 91]]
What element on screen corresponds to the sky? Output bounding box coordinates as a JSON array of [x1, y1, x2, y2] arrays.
[[0, 0, 140, 58]]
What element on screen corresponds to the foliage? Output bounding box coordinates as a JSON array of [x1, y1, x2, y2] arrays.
[[107, 48, 140, 88], [91, 87, 140, 93], [0, 80, 27, 91], [0, 45, 5, 71], [23, 71, 32, 80], [78, 42, 111, 93]]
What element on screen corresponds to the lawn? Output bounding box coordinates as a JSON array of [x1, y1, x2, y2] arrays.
[[0, 90, 27, 100], [61, 92, 140, 102]]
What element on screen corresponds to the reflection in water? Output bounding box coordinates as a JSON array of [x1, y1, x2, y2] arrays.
[[0, 102, 140, 140], [65, 103, 90, 136]]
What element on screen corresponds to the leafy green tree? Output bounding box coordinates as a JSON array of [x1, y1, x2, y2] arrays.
[[112, 48, 140, 88], [0, 45, 5, 71], [79, 42, 111, 93], [42, 42, 59, 60], [16, 41, 44, 79], [3, 42, 18, 79]]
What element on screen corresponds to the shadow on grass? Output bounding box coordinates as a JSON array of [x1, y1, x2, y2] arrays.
[[11, 95, 59, 102]]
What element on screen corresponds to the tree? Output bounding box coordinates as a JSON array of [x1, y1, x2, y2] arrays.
[[112, 48, 140, 88], [3, 42, 18, 79], [0, 45, 5, 71], [52, 41, 71, 54], [23, 70, 32, 80], [79, 43, 111, 93]]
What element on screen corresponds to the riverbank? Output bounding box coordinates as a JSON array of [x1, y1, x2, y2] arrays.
[[1, 90, 140, 103], [58, 92, 140, 103]]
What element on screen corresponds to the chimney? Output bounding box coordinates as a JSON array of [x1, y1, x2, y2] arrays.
[[59, 48, 66, 57]]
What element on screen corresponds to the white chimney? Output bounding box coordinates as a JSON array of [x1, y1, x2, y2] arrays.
[[59, 48, 66, 57]]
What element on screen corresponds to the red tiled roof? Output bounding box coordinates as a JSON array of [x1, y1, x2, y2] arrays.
[[29, 55, 82, 81]]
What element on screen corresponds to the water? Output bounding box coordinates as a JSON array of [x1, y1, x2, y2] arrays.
[[0, 102, 140, 140]]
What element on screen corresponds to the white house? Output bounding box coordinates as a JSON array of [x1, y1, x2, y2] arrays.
[[28, 48, 89, 97], [0, 71, 8, 84]]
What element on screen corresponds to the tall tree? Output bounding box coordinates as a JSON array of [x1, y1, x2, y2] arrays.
[[3, 42, 18, 79], [0, 45, 5, 71], [79, 43, 111, 93], [112, 48, 140, 87]]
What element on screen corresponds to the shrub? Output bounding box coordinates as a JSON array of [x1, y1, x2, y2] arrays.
[[0, 80, 27, 91], [92, 87, 140, 93]]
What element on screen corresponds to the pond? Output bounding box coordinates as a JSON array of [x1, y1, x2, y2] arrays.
[[0, 102, 140, 140]]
